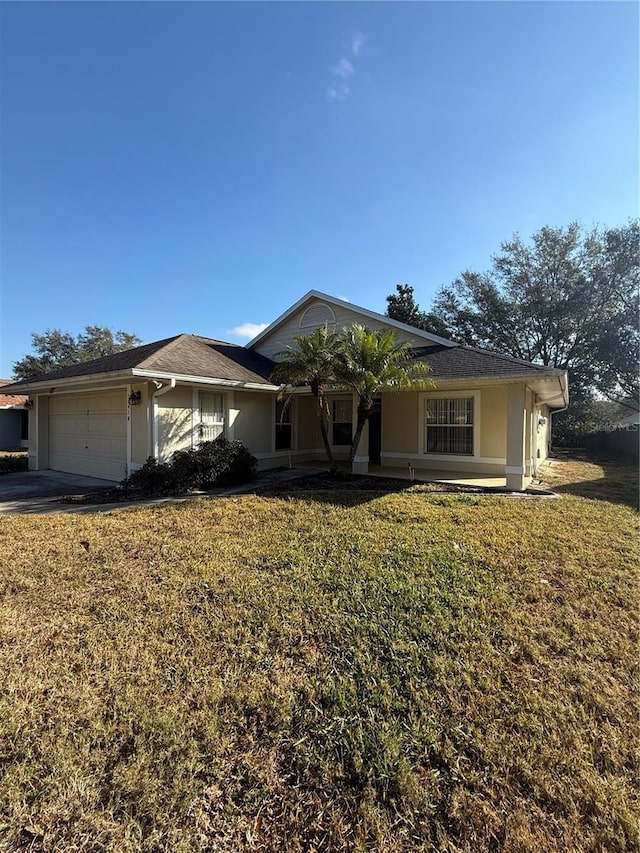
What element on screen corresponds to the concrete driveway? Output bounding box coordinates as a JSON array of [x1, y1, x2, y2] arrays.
[[0, 470, 118, 515]]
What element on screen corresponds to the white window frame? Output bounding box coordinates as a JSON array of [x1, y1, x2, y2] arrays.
[[199, 392, 225, 443], [419, 390, 481, 459], [331, 396, 353, 447], [273, 397, 295, 452]]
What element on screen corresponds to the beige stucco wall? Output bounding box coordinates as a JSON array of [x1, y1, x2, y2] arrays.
[[381, 391, 419, 454], [254, 299, 430, 360], [479, 386, 507, 459], [233, 391, 273, 455], [381, 387, 509, 463], [296, 395, 321, 450], [158, 386, 194, 460], [378, 386, 516, 475]]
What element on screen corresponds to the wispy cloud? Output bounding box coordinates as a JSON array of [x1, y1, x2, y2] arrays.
[[227, 322, 269, 341], [351, 31, 367, 56], [332, 58, 354, 79], [326, 31, 366, 101]]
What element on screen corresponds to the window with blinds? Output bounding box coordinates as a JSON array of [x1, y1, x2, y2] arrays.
[[425, 397, 474, 455], [200, 393, 225, 442]]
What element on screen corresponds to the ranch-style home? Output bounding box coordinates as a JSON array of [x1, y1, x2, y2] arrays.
[[7, 291, 568, 491]]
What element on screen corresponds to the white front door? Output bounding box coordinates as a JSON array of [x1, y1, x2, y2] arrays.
[[200, 393, 224, 442]]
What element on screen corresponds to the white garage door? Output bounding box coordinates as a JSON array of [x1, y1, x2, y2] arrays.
[[49, 390, 127, 481]]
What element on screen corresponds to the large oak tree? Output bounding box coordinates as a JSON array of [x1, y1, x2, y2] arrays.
[[386, 220, 639, 437], [13, 326, 142, 381]]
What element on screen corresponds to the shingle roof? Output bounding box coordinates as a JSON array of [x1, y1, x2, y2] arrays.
[[412, 344, 562, 379], [5, 335, 277, 390], [4, 332, 561, 393], [138, 335, 276, 383]]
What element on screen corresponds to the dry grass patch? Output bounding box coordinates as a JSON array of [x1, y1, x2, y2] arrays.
[[0, 457, 638, 852]]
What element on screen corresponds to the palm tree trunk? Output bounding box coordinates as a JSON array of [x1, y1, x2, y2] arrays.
[[319, 418, 334, 466], [314, 392, 334, 466], [348, 402, 373, 465]]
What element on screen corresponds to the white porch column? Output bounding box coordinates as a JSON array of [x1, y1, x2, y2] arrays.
[[506, 383, 527, 491], [351, 393, 369, 474]]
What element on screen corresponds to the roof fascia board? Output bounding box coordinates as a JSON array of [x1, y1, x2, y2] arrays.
[[131, 368, 279, 391], [245, 289, 458, 349], [427, 371, 566, 387], [5, 369, 135, 394]]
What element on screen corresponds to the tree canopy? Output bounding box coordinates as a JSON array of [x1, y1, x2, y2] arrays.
[[385, 221, 639, 438], [333, 324, 432, 463], [13, 326, 142, 381], [385, 284, 450, 339]]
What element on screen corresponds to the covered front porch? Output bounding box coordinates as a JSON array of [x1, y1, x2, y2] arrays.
[[309, 459, 508, 489], [369, 463, 507, 488]]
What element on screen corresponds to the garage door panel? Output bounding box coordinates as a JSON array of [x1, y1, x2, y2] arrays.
[[49, 391, 127, 481]]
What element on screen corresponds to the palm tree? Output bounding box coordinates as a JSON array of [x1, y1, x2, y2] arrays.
[[271, 324, 339, 466], [334, 324, 433, 465]]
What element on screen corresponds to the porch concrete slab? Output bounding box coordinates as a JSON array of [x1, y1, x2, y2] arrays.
[[310, 461, 508, 489], [371, 465, 507, 488]]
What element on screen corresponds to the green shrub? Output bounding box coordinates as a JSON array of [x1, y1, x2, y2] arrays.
[[122, 457, 177, 496], [122, 439, 257, 496]]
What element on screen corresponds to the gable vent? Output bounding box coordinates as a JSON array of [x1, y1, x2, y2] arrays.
[[300, 302, 336, 329]]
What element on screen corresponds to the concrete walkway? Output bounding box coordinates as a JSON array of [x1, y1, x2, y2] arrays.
[[0, 467, 324, 516], [0, 465, 553, 516]]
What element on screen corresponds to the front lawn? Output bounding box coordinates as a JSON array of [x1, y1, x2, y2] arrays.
[[0, 454, 637, 852]]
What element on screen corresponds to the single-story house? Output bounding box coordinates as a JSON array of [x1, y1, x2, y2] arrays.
[[4, 291, 568, 490], [0, 381, 28, 450]]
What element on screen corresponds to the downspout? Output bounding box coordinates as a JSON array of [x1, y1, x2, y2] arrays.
[[152, 379, 176, 460]]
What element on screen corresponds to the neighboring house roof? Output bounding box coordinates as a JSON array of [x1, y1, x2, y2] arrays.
[[246, 289, 459, 349], [0, 380, 28, 409], [4, 335, 278, 392]]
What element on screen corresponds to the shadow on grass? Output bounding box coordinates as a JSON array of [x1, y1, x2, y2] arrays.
[[260, 473, 416, 508], [257, 473, 529, 508], [539, 451, 638, 509]]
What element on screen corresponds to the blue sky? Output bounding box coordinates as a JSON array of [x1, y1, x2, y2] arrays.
[[1, 1, 637, 377]]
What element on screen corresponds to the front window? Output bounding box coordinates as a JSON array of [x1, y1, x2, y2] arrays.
[[426, 396, 474, 455], [200, 393, 224, 441], [275, 399, 292, 451], [332, 399, 352, 446]]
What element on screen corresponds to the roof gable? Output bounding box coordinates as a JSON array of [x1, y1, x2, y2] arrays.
[[247, 290, 457, 360]]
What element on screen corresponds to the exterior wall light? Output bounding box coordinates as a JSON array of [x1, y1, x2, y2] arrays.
[[128, 390, 142, 406], [24, 399, 34, 410]]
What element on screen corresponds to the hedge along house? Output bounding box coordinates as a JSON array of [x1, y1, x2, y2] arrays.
[[6, 291, 568, 491]]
